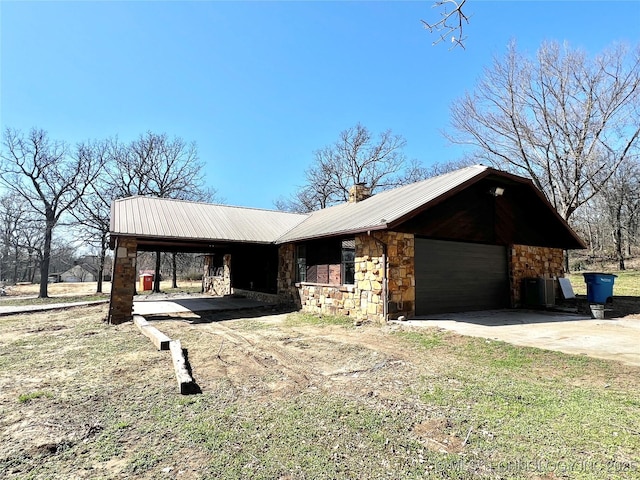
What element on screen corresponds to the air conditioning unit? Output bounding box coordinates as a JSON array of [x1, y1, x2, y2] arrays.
[[522, 277, 556, 308]]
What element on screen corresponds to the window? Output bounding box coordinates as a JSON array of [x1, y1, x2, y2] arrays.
[[295, 245, 306, 282], [341, 239, 355, 285], [295, 238, 355, 285]]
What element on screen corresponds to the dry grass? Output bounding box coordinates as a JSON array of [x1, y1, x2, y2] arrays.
[[1, 306, 638, 479]]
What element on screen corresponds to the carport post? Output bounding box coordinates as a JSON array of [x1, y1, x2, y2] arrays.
[[108, 236, 138, 325]]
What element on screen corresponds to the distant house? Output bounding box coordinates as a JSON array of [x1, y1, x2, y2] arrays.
[[60, 263, 98, 283], [108, 165, 585, 324]]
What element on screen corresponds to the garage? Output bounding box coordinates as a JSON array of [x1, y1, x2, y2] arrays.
[[415, 238, 509, 315]]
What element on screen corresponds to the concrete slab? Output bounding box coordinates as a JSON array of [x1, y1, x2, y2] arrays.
[[401, 309, 640, 367], [132, 295, 270, 316], [0, 300, 109, 316]]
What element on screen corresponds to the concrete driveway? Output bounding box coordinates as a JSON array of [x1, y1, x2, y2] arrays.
[[403, 310, 640, 367]]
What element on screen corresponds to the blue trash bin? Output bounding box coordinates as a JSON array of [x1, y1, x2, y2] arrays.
[[582, 273, 617, 304]]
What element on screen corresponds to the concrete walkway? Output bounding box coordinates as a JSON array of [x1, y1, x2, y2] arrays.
[[0, 299, 109, 316], [402, 309, 640, 367]]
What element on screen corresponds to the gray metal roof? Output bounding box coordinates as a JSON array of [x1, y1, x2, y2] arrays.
[[276, 165, 490, 243], [110, 196, 308, 244], [110, 165, 583, 248]]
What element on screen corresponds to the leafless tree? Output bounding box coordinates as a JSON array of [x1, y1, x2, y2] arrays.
[[598, 158, 640, 269], [70, 139, 113, 293], [276, 123, 426, 213], [0, 128, 105, 297], [422, 0, 469, 49], [0, 193, 35, 283], [103, 132, 215, 292], [448, 41, 640, 224]]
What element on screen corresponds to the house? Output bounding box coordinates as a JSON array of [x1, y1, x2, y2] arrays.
[[60, 263, 99, 282], [108, 165, 585, 324]]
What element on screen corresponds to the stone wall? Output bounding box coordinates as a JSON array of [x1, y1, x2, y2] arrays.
[[384, 232, 415, 319], [203, 254, 232, 296], [278, 232, 416, 323], [509, 245, 564, 306], [277, 244, 300, 307], [108, 236, 137, 325]]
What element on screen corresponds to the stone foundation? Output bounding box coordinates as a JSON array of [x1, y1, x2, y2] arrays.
[[510, 245, 564, 306]]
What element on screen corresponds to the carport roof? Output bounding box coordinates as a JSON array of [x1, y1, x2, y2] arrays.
[[110, 196, 307, 245]]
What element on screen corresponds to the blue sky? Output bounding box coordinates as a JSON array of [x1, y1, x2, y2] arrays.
[[2, 1, 639, 209]]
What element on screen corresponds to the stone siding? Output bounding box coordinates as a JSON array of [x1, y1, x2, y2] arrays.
[[510, 245, 564, 306], [203, 254, 232, 296], [108, 236, 137, 325], [384, 232, 415, 320], [277, 244, 300, 307], [278, 232, 416, 323]]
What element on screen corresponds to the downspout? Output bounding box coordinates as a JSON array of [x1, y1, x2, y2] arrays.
[[368, 231, 388, 322]]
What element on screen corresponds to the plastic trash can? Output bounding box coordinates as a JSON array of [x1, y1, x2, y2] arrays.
[[582, 273, 617, 304]]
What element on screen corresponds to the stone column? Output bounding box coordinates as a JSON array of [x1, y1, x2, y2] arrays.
[[108, 236, 137, 325]]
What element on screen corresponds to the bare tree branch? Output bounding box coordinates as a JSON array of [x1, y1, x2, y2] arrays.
[[422, 0, 469, 50]]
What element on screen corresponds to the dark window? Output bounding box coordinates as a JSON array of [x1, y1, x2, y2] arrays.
[[341, 239, 355, 285], [295, 238, 355, 285], [295, 245, 306, 282]]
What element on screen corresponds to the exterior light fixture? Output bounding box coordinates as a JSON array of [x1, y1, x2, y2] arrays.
[[489, 186, 505, 197]]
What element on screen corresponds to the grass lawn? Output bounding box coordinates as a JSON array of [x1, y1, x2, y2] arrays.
[[1, 306, 638, 479]]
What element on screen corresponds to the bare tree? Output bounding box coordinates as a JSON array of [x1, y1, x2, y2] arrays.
[[276, 123, 425, 213], [0, 128, 105, 297], [70, 139, 113, 293], [103, 132, 215, 292], [599, 158, 640, 269], [448, 41, 640, 224], [422, 0, 469, 49]]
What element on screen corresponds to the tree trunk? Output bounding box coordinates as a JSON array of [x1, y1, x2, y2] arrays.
[[96, 232, 107, 294], [153, 251, 161, 293], [39, 218, 54, 298], [12, 244, 19, 284], [612, 207, 625, 271], [172, 252, 178, 289]]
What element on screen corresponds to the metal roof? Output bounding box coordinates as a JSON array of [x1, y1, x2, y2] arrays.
[[110, 165, 584, 249], [110, 196, 308, 244], [276, 165, 490, 243]]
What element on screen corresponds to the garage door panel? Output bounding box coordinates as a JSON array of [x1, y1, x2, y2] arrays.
[[415, 238, 508, 314]]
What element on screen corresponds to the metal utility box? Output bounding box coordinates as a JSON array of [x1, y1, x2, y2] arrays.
[[522, 277, 556, 307]]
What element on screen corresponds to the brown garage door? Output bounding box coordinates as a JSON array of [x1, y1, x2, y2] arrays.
[[415, 238, 509, 315]]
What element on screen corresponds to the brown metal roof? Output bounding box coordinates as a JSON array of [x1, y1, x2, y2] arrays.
[[276, 165, 491, 243], [110, 196, 307, 244]]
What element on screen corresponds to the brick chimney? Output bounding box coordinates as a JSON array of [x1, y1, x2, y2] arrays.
[[348, 183, 371, 203]]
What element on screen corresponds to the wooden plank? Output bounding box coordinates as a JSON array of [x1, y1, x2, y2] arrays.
[[169, 340, 200, 395], [133, 315, 171, 351]]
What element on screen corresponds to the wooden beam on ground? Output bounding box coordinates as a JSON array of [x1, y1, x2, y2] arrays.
[[133, 315, 171, 351], [169, 340, 200, 395]]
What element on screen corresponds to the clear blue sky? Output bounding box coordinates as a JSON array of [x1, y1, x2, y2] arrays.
[[2, 1, 639, 209]]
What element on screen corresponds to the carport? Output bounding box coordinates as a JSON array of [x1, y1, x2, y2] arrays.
[[108, 197, 306, 324]]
